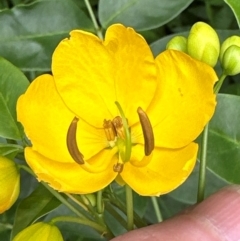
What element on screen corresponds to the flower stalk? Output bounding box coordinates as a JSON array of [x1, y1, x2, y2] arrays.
[[125, 184, 134, 231]]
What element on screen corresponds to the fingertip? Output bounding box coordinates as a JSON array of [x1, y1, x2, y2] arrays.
[[111, 185, 240, 241]]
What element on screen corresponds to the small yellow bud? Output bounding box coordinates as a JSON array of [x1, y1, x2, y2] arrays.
[[187, 22, 220, 67], [221, 45, 240, 76], [0, 156, 20, 214], [13, 222, 63, 241], [166, 36, 187, 53]]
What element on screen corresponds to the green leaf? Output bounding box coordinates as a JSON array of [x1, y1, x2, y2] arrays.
[[11, 184, 61, 240], [224, 0, 240, 27], [98, 0, 193, 31], [0, 57, 29, 140], [207, 94, 240, 183], [0, 0, 94, 72]]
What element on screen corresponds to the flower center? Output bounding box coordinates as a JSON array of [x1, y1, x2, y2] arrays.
[[66, 103, 154, 173]]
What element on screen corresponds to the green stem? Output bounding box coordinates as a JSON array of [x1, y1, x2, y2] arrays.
[[107, 190, 146, 228], [125, 185, 134, 230], [105, 203, 128, 230], [97, 190, 104, 214], [65, 193, 88, 211], [151, 197, 163, 222], [19, 165, 88, 219], [50, 216, 107, 235], [84, 0, 103, 39], [214, 74, 227, 94], [197, 123, 209, 202], [197, 74, 227, 202]]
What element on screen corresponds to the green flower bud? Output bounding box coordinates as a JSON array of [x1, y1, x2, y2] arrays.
[[221, 45, 240, 76], [187, 22, 220, 67], [84, 194, 96, 207], [166, 36, 187, 53], [220, 36, 240, 62], [13, 222, 63, 241], [0, 156, 20, 214]]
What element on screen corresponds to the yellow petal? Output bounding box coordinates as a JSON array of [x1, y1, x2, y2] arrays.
[[142, 50, 217, 148], [25, 147, 118, 194], [120, 142, 198, 196], [17, 74, 108, 163], [52, 24, 157, 127]]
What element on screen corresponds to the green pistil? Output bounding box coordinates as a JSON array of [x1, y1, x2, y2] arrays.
[[115, 101, 132, 162]]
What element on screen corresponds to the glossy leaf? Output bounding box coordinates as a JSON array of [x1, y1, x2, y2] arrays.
[[207, 94, 240, 183], [11, 185, 61, 240], [0, 57, 29, 140], [224, 0, 240, 27], [98, 0, 193, 31], [0, 0, 93, 72]]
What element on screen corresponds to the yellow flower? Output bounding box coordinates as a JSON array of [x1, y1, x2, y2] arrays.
[[0, 156, 20, 214], [12, 222, 63, 241], [17, 24, 217, 196]]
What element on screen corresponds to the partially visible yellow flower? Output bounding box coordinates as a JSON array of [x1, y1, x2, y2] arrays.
[[17, 24, 217, 196], [13, 222, 63, 241], [0, 156, 20, 214]]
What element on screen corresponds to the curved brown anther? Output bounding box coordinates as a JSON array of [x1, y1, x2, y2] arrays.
[[67, 117, 84, 164], [113, 163, 124, 173], [137, 107, 155, 156]]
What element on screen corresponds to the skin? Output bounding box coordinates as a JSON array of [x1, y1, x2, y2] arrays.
[[112, 185, 240, 241]]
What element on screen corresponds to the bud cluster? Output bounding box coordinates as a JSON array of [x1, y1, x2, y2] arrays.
[[166, 21, 240, 76]]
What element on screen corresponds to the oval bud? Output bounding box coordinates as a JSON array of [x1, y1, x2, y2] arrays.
[[0, 156, 20, 214], [222, 45, 240, 76], [13, 222, 63, 241], [166, 36, 187, 53], [220, 35, 240, 62], [187, 22, 220, 67]]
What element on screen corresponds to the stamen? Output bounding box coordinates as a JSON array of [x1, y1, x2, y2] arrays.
[[67, 117, 84, 164], [137, 107, 155, 156], [112, 116, 125, 139], [103, 119, 117, 141], [113, 163, 124, 173]]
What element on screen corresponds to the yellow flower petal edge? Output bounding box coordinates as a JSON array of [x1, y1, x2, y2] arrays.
[[25, 147, 118, 194], [52, 24, 158, 127], [133, 49, 217, 149], [120, 143, 198, 196]]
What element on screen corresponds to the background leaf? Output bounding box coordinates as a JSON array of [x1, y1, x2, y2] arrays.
[[0, 0, 94, 72], [224, 0, 240, 27], [98, 0, 194, 31], [11, 184, 61, 240], [0, 57, 29, 140], [207, 94, 240, 183]]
